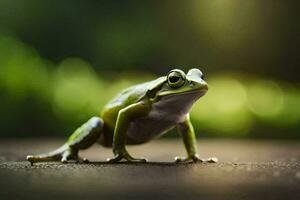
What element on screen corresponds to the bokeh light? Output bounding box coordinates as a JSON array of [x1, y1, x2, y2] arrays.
[[192, 75, 252, 136], [247, 80, 284, 120], [0, 1, 299, 138]]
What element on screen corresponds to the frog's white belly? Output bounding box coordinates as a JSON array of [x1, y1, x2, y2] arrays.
[[126, 92, 202, 143]]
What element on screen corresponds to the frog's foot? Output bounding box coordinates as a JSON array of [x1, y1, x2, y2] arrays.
[[175, 155, 218, 163], [26, 146, 89, 165], [60, 148, 90, 164], [26, 145, 66, 165], [75, 157, 90, 164], [26, 154, 59, 166], [107, 152, 147, 163]]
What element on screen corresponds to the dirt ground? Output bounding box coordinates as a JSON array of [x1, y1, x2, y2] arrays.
[[0, 139, 300, 200]]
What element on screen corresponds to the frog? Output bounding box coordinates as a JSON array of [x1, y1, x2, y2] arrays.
[[27, 68, 217, 165]]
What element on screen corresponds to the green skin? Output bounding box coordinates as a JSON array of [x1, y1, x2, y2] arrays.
[[27, 68, 217, 164]]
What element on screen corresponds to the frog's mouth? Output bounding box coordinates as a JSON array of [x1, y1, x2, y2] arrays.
[[162, 88, 208, 99], [195, 89, 208, 97], [157, 84, 208, 99], [175, 87, 208, 97]]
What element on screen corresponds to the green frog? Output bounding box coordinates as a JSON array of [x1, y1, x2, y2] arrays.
[[27, 68, 217, 164]]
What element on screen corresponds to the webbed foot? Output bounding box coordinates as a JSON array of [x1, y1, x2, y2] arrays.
[[61, 150, 90, 164], [175, 154, 218, 163], [107, 152, 147, 163]]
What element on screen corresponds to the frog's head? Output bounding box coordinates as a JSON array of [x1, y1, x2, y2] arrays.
[[156, 68, 208, 99]]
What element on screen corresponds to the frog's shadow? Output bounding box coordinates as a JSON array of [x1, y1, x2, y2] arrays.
[[73, 160, 217, 166], [28, 160, 218, 167], [88, 161, 190, 166]]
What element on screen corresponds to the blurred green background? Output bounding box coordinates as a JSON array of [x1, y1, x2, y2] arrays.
[[0, 0, 299, 139]]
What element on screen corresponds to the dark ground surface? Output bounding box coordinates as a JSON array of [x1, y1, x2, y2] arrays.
[[0, 139, 300, 200]]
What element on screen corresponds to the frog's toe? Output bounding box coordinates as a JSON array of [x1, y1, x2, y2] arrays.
[[107, 154, 123, 163], [175, 155, 218, 163], [60, 149, 87, 164], [126, 157, 148, 163], [175, 156, 195, 163], [61, 154, 71, 164], [61, 157, 68, 163], [26, 154, 61, 166], [203, 157, 218, 163], [26, 155, 35, 166], [60, 157, 89, 164], [107, 154, 147, 163], [75, 157, 90, 163], [26, 155, 33, 162]]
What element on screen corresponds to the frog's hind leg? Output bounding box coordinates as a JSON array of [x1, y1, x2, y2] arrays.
[[26, 117, 103, 165]]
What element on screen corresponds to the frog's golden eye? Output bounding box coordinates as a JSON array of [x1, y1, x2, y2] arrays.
[[167, 70, 186, 88]]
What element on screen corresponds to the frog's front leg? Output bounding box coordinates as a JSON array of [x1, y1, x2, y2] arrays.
[[107, 102, 149, 163], [175, 114, 218, 163]]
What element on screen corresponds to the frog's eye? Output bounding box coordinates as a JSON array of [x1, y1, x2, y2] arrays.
[[167, 70, 186, 88]]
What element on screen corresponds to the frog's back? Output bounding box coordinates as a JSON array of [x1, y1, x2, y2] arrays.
[[104, 83, 147, 110], [103, 77, 165, 111]]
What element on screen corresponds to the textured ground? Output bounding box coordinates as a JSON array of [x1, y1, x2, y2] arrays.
[[0, 139, 300, 200]]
